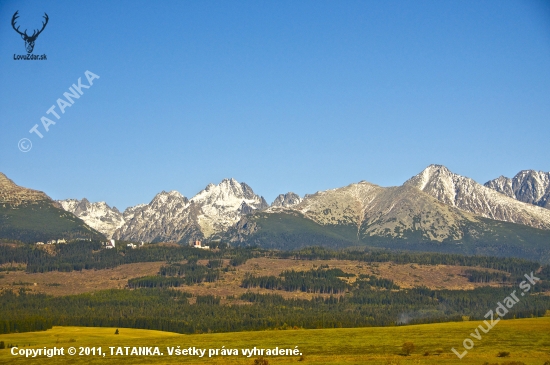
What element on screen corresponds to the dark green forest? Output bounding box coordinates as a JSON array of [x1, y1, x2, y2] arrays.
[[241, 268, 378, 294], [1, 284, 549, 335]]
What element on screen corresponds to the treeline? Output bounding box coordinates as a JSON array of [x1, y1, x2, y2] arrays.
[[278, 246, 543, 278], [242, 268, 351, 294], [1, 285, 549, 335], [129, 261, 222, 288], [0, 242, 547, 281], [0, 242, 253, 273], [242, 268, 397, 294], [0, 317, 52, 334], [463, 269, 511, 283]]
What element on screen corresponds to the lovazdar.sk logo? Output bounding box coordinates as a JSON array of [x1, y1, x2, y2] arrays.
[[12, 10, 48, 60]]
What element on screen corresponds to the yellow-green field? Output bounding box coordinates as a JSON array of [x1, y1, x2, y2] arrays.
[[1, 317, 550, 364]]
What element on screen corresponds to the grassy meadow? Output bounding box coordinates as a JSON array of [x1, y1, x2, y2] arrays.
[[1, 317, 549, 364]]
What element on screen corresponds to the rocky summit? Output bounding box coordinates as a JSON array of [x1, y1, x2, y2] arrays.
[[0, 173, 54, 207], [485, 170, 550, 209], [271, 192, 303, 208], [94, 179, 270, 244], [58, 198, 125, 239]]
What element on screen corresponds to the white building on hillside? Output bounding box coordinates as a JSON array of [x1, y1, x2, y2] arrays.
[[192, 240, 210, 250]]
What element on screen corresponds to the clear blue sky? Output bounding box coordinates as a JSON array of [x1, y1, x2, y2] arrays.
[[1, 0, 549, 211]]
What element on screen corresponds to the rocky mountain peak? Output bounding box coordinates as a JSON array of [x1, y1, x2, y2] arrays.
[[149, 190, 188, 209], [109, 179, 269, 243], [271, 192, 303, 207], [484, 176, 514, 198], [405, 165, 550, 230], [58, 198, 125, 239], [192, 179, 265, 207], [485, 169, 550, 209], [0, 173, 55, 207], [190, 179, 268, 238], [404, 164, 466, 206], [0, 173, 14, 189]]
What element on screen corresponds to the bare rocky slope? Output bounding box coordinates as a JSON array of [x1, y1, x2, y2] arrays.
[[225, 167, 550, 262], [0, 172, 56, 207], [271, 192, 302, 208], [228, 181, 480, 246]]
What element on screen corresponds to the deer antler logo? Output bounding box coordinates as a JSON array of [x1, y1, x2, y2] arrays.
[[11, 11, 49, 54]]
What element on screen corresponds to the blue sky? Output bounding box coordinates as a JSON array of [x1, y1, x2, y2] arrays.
[[1, 0, 549, 211]]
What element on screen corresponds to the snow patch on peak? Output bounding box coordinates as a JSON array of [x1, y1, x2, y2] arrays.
[[190, 178, 268, 238], [57, 198, 126, 238]]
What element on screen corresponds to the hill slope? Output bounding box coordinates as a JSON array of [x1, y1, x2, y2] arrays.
[[0, 173, 104, 242]]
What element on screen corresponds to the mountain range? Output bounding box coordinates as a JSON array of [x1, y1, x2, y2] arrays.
[[58, 179, 270, 243], [55, 166, 550, 243], [2, 165, 550, 262]]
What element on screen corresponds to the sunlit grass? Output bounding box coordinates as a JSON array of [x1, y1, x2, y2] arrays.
[[1, 317, 549, 364]]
